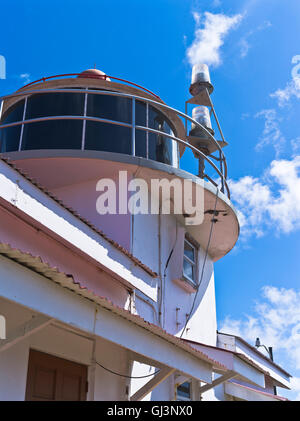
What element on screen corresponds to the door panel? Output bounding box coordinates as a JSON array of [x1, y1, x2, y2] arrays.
[[26, 349, 87, 401]]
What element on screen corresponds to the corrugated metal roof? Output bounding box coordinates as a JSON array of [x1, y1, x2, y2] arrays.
[[0, 242, 227, 373], [0, 156, 157, 277], [183, 339, 271, 377], [228, 382, 289, 401], [217, 331, 292, 378]]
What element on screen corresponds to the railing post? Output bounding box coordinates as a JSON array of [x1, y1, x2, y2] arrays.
[[0, 99, 3, 120], [19, 96, 28, 151], [81, 88, 88, 150], [132, 97, 136, 156], [146, 102, 149, 159], [0, 99, 3, 152], [219, 149, 225, 194]]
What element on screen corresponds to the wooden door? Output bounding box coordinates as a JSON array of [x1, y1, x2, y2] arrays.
[[25, 349, 88, 401]]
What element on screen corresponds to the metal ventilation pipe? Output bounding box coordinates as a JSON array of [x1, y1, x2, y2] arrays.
[[189, 63, 214, 96]]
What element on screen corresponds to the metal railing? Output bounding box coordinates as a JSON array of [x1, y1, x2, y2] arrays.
[[0, 88, 230, 198], [18, 72, 162, 100]]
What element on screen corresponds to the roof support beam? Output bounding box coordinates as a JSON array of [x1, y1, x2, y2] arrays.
[[199, 371, 237, 395], [0, 315, 52, 353], [0, 254, 213, 382], [130, 368, 176, 401], [175, 375, 190, 387]]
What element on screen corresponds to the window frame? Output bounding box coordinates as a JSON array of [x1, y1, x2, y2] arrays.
[[176, 381, 192, 401], [182, 236, 198, 287]]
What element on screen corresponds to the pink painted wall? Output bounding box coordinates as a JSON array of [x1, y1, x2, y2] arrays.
[[52, 177, 132, 251], [11, 157, 133, 251], [0, 206, 129, 308]]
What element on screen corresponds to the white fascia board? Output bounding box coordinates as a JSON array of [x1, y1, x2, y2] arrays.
[[235, 340, 290, 389], [0, 255, 212, 383], [225, 382, 281, 402], [233, 355, 265, 388], [190, 343, 265, 388], [0, 160, 157, 301]]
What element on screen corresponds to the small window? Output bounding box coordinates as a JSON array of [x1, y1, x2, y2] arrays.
[[183, 237, 197, 285], [176, 382, 192, 401]]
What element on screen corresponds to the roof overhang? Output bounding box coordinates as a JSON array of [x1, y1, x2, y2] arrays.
[[225, 382, 288, 401], [184, 340, 266, 388], [0, 245, 227, 384], [0, 157, 158, 300], [1, 151, 240, 261], [217, 332, 291, 389]]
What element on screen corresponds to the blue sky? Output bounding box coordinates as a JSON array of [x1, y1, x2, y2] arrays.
[[1, 0, 300, 400]]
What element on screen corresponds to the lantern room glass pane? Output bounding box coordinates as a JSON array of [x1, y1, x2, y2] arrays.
[[85, 121, 131, 154], [135, 129, 147, 158], [87, 94, 132, 124], [22, 120, 83, 150], [0, 99, 25, 152], [25, 92, 85, 118], [148, 132, 173, 165], [135, 100, 146, 126]]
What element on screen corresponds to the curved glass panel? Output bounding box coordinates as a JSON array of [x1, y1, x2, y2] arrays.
[[148, 106, 175, 166], [22, 120, 83, 150], [135, 130, 147, 159], [25, 92, 85, 118], [0, 100, 24, 152], [135, 100, 146, 126], [0, 92, 178, 167], [87, 93, 132, 124], [135, 101, 178, 166], [85, 121, 131, 154]]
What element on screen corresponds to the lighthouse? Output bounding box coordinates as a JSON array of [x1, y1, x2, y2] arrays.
[[0, 68, 291, 401]]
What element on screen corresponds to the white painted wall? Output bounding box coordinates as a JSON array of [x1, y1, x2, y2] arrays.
[[132, 211, 218, 346], [0, 298, 130, 401], [0, 340, 29, 401]]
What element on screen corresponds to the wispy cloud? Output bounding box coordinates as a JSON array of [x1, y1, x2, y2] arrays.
[[220, 285, 300, 400], [255, 109, 285, 156], [270, 55, 300, 107], [20, 73, 31, 84], [187, 12, 243, 67], [239, 20, 272, 58], [291, 137, 300, 157], [230, 156, 300, 238]]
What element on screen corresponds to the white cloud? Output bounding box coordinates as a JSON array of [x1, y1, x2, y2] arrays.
[[187, 12, 243, 67], [220, 285, 300, 400], [239, 20, 272, 58], [192, 11, 201, 26], [20, 73, 31, 84], [255, 109, 285, 156], [240, 38, 250, 58], [271, 78, 300, 107], [230, 156, 300, 238], [291, 137, 300, 157], [290, 377, 300, 401], [270, 55, 300, 107]]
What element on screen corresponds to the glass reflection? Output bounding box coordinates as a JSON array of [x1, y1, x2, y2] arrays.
[[0, 92, 178, 168]]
